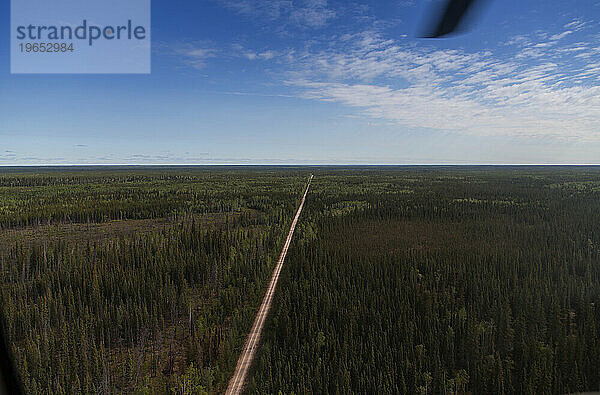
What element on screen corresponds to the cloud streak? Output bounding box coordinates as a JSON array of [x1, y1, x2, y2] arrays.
[[175, 5, 600, 142], [277, 22, 600, 140], [175, 45, 218, 69], [219, 0, 336, 28]]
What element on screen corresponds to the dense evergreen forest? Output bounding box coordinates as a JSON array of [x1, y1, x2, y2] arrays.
[[250, 168, 600, 394], [0, 168, 308, 394], [2, 167, 600, 394]]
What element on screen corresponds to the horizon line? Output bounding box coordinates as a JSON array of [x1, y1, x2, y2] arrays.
[[2, 163, 600, 167]]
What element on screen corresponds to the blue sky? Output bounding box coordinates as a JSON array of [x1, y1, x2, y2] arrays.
[[2, 0, 600, 165]]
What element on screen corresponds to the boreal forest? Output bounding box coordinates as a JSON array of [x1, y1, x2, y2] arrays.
[[0, 167, 599, 394]]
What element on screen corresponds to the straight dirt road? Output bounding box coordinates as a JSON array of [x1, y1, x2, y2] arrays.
[[225, 175, 313, 395]]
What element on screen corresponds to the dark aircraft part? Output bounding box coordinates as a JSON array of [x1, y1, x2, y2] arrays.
[[421, 0, 489, 38], [0, 306, 22, 395]]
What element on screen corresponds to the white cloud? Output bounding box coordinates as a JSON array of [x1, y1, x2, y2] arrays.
[[219, 0, 336, 28], [172, 10, 600, 141], [174, 45, 218, 69], [220, 0, 292, 20], [549, 30, 573, 41], [259, 50, 277, 60], [281, 28, 600, 140], [232, 44, 279, 61], [564, 18, 587, 32], [290, 0, 336, 28]]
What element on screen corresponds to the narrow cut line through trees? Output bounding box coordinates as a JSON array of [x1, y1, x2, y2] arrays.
[[225, 174, 313, 395]]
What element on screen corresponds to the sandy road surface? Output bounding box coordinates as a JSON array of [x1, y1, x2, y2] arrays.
[[225, 175, 313, 395]]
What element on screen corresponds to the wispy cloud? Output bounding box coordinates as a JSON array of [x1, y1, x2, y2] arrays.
[[549, 30, 573, 41], [219, 0, 291, 20], [0, 151, 17, 161], [564, 18, 588, 32], [168, 9, 600, 141], [219, 0, 336, 28], [290, 0, 336, 28], [173, 44, 218, 69], [274, 23, 600, 140], [233, 44, 279, 61]]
